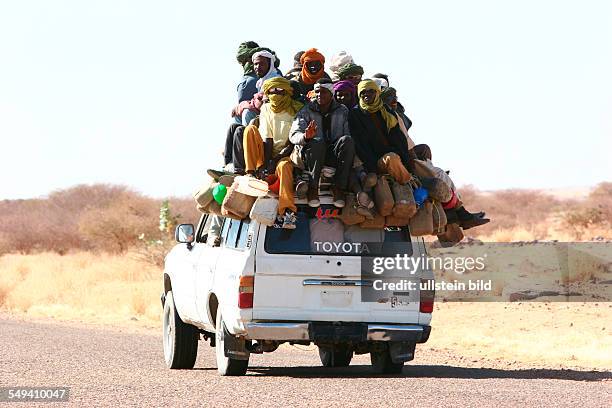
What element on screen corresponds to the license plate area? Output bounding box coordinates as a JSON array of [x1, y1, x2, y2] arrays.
[[309, 322, 367, 343]]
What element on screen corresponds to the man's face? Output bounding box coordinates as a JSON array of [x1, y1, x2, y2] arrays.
[[315, 87, 332, 107], [306, 60, 323, 75], [335, 90, 353, 107], [360, 88, 377, 105], [346, 73, 362, 85], [253, 56, 271, 78], [386, 95, 398, 110]]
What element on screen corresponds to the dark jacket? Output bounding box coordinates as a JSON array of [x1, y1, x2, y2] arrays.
[[348, 105, 415, 173], [289, 100, 350, 146]]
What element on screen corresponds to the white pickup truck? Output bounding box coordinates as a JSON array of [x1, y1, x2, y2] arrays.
[[162, 200, 434, 376]]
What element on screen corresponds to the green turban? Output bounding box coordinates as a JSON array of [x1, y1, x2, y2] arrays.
[[237, 41, 260, 75], [336, 63, 364, 80]]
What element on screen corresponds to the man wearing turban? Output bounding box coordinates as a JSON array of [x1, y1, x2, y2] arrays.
[[336, 63, 364, 85], [296, 48, 331, 98], [289, 79, 355, 208], [348, 80, 416, 185], [333, 80, 358, 109], [242, 77, 304, 229]]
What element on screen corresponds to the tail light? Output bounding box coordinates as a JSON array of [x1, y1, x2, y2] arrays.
[[420, 279, 435, 313], [238, 275, 254, 309]]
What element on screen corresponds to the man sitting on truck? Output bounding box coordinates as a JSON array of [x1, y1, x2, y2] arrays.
[[348, 79, 416, 184], [289, 78, 355, 208], [242, 77, 304, 229], [295, 48, 331, 99]]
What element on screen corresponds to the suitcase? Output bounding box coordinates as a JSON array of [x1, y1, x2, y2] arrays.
[[409, 201, 434, 236], [249, 196, 279, 226], [221, 181, 256, 219], [374, 176, 394, 217]]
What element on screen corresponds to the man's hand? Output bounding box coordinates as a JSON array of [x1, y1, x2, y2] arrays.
[[305, 120, 317, 140]]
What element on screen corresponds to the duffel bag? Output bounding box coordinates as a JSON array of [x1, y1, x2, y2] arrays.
[[420, 177, 452, 203], [339, 193, 366, 225], [432, 200, 448, 235], [222, 180, 256, 219], [249, 196, 279, 226], [413, 159, 437, 179], [385, 214, 410, 227], [360, 210, 385, 229], [409, 201, 434, 236], [390, 180, 417, 219], [437, 223, 464, 247], [374, 176, 394, 217]]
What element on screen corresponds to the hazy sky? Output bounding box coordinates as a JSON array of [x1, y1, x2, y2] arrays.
[[1, 0, 610, 199]]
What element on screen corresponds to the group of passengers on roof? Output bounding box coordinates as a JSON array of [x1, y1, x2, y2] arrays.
[[221, 41, 488, 230]]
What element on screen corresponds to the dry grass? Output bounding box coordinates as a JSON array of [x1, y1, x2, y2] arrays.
[[0, 252, 162, 325], [429, 302, 612, 370]]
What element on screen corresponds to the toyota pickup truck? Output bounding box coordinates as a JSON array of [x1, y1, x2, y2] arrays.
[[161, 199, 434, 376]]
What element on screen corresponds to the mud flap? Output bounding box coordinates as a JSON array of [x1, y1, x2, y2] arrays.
[[223, 324, 250, 360], [389, 341, 416, 364]]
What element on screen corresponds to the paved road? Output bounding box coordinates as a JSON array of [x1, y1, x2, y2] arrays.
[[0, 317, 610, 407]]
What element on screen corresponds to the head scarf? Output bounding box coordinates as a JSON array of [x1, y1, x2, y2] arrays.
[[336, 63, 364, 80], [380, 87, 397, 105], [236, 41, 259, 75], [253, 50, 280, 91], [299, 48, 326, 85], [372, 77, 389, 91], [357, 80, 398, 130], [329, 51, 354, 80], [332, 80, 357, 107], [293, 51, 305, 69], [262, 77, 304, 116]]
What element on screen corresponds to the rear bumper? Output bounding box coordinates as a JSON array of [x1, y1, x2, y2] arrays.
[[244, 322, 431, 343]]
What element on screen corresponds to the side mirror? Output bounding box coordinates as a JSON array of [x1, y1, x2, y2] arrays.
[[175, 224, 195, 245]]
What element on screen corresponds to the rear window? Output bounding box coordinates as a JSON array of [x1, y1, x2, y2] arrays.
[[264, 206, 412, 257]]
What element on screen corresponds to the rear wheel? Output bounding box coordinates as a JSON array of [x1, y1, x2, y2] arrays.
[[370, 350, 404, 374], [163, 291, 198, 369], [215, 310, 249, 376], [318, 346, 353, 367]]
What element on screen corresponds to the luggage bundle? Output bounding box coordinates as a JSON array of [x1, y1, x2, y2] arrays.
[[195, 170, 278, 223]]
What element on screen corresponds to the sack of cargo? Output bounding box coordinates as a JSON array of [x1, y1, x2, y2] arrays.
[[414, 159, 457, 193], [420, 177, 452, 203], [221, 181, 256, 219], [437, 223, 464, 247], [360, 210, 385, 229], [413, 159, 437, 179], [198, 199, 222, 215], [431, 200, 447, 235], [193, 178, 217, 211], [249, 196, 279, 226], [409, 201, 434, 236], [234, 175, 269, 197], [309, 218, 344, 252], [374, 176, 394, 217], [385, 214, 410, 227], [218, 174, 236, 187], [390, 181, 417, 219], [339, 193, 366, 225]]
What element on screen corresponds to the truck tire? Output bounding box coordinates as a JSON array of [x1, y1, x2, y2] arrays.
[[215, 310, 249, 376], [318, 346, 353, 367], [163, 291, 198, 369], [370, 350, 404, 374]]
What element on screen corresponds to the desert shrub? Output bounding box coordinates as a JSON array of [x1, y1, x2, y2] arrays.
[[561, 182, 612, 239], [78, 192, 159, 253], [458, 186, 561, 238]]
